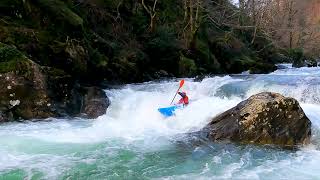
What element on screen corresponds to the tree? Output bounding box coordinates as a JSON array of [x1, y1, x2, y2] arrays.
[[236, 0, 320, 56], [141, 0, 158, 32]]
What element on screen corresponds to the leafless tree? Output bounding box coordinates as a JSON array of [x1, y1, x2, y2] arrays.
[[141, 0, 158, 32]]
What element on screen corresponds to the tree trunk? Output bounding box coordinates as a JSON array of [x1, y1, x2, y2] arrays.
[[288, 0, 294, 49], [184, 0, 188, 22], [190, 0, 194, 33]]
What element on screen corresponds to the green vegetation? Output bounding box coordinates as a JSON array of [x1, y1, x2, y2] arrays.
[[179, 55, 197, 77], [0, 42, 24, 62], [0, 0, 289, 83], [0, 42, 31, 74]]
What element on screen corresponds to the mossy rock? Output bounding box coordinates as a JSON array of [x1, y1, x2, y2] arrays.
[[0, 42, 31, 74], [0, 42, 25, 62], [0, 45, 52, 121]]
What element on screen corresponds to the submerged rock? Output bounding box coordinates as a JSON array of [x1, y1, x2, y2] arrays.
[[203, 92, 311, 147]]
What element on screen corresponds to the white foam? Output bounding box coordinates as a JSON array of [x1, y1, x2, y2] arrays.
[[0, 70, 320, 179], [272, 66, 320, 76]]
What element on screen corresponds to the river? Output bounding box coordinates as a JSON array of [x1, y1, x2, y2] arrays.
[[0, 64, 320, 179]]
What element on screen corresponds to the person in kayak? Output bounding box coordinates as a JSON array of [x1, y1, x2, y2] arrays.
[[177, 91, 189, 106]]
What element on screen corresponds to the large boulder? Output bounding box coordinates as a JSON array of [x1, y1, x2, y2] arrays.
[[0, 42, 52, 121], [203, 92, 311, 147]]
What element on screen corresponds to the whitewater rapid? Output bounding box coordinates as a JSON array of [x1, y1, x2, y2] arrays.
[[1, 65, 320, 179]]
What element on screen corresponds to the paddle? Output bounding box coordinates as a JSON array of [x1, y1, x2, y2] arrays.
[[170, 79, 185, 105]]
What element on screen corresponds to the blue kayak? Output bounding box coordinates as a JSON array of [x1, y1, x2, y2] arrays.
[[158, 105, 183, 117]]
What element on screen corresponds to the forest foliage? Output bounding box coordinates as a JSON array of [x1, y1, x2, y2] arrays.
[[0, 0, 317, 83]]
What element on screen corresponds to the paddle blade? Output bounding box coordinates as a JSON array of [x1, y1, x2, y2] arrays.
[[170, 80, 185, 105], [179, 79, 185, 88]]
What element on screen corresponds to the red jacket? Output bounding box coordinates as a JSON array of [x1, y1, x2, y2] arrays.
[[178, 96, 189, 105]]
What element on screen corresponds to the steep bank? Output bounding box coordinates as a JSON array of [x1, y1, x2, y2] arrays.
[[0, 0, 291, 121], [0, 0, 285, 84]]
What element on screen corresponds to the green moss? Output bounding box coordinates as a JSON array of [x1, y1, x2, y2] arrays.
[[0, 42, 32, 74], [0, 60, 20, 73], [91, 50, 108, 68], [0, 43, 25, 62], [0, 59, 32, 74]]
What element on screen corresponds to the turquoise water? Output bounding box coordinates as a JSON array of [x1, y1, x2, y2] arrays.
[[1, 65, 320, 179]]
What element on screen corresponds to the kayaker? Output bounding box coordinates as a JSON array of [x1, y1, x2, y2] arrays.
[[177, 91, 189, 106]]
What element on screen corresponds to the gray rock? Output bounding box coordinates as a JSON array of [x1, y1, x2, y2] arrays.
[[203, 92, 311, 147], [80, 87, 110, 119]]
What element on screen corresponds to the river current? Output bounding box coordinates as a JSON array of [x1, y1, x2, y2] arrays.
[[1, 64, 320, 179]]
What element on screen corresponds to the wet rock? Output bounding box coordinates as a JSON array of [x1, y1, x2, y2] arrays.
[[0, 60, 54, 121], [203, 92, 311, 147], [276, 64, 289, 69], [80, 87, 109, 119], [44, 72, 109, 119], [0, 43, 109, 122], [0, 112, 6, 122], [306, 58, 317, 67], [154, 70, 170, 79]]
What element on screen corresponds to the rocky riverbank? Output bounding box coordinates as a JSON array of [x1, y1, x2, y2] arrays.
[[0, 43, 109, 122]]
